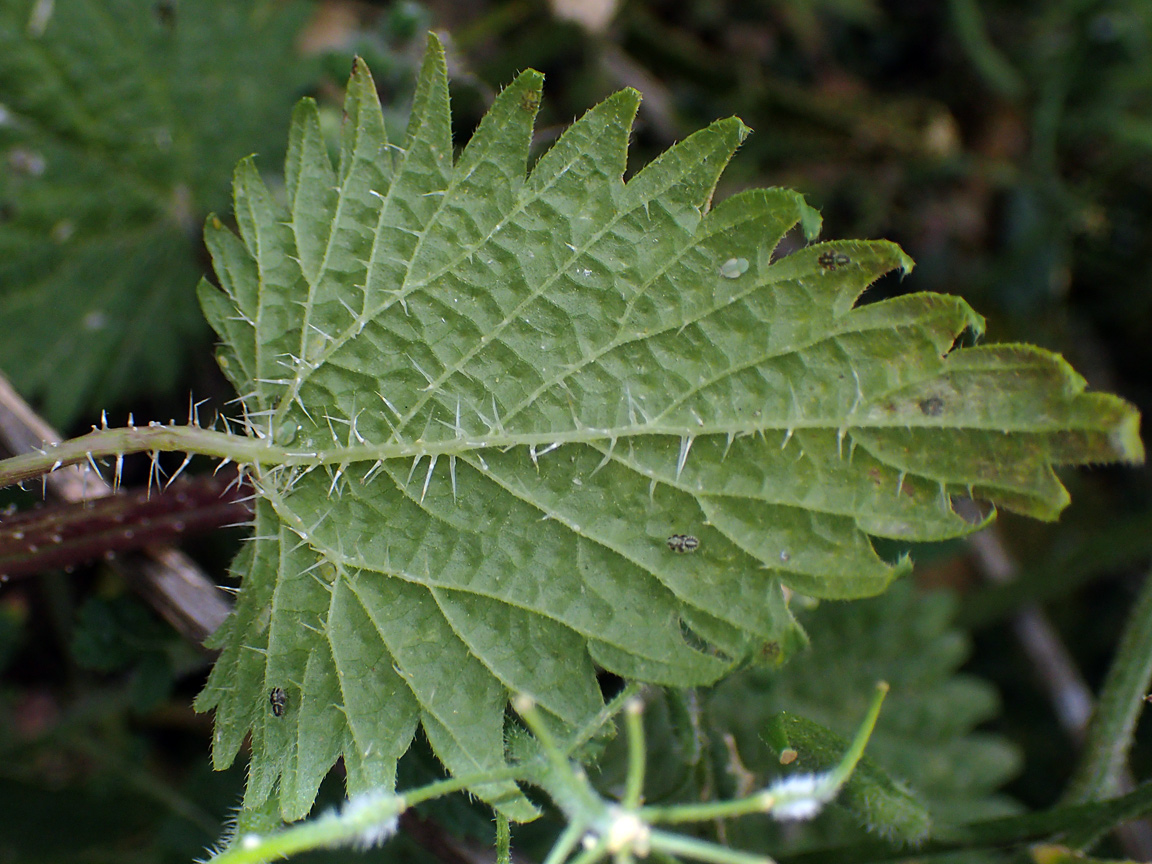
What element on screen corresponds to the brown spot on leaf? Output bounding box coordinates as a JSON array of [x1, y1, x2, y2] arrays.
[[919, 396, 945, 416], [520, 89, 541, 113]]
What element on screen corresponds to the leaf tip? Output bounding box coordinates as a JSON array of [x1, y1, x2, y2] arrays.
[[420, 29, 448, 65], [896, 248, 915, 278], [232, 155, 262, 190], [734, 117, 753, 143], [346, 54, 379, 97], [289, 95, 320, 125], [1111, 405, 1145, 464], [799, 198, 823, 241]]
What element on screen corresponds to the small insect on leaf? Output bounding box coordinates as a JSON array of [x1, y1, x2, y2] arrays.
[[667, 534, 700, 554], [817, 251, 851, 271], [918, 396, 945, 417], [270, 687, 288, 717], [520, 89, 541, 113]]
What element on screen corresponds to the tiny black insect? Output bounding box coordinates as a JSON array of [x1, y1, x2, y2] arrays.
[[667, 534, 700, 553], [817, 251, 851, 271], [918, 396, 945, 417], [270, 687, 288, 717]]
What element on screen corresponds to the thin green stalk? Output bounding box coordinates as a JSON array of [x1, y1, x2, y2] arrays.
[[648, 682, 887, 826], [827, 681, 888, 789], [647, 829, 775, 864], [568, 683, 643, 755], [566, 835, 610, 864], [0, 418, 864, 492], [542, 823, 589, 864], [642, 792, 774, 825], [402, 764, 530, 808], [1062, 568, 1152, 816], [621, 697, 646, 809], [515, 696, 571, 776], [515, 696, 603, 816]]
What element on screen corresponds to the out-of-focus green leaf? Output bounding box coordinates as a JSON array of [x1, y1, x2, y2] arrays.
[[0, 0, 315, 425], [708, 583, 1022, 853], [765, 711, 931, 843]]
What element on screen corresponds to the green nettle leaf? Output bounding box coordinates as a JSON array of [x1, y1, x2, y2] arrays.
[[192, 37, 1143, 820], [0, 0, 313, 425], [708, 583, 1021, 853]]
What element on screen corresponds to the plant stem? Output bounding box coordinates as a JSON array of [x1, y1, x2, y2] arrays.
[[647, 829, 775, 864], [621, 697, 646, 809], [642, 793, 774, 825], [208, 791, 404, 864], [496, 814, 512, 864], [1062, 567, 1152, 838], [403, 764, 530, 808], [568, 682, 643, 755], [826, 681, 888, 789], [542, 823, 587, 864], [0, 426, 268, 489]]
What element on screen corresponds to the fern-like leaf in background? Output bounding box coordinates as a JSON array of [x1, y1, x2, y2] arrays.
[[192, 36, 1142, 820], [0, 0, 313, 425], [709, 582, 1020, 849]]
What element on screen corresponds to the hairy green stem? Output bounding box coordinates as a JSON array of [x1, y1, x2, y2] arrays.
[[0, 426, 266, 489], [827, 681, 889, 789], [647, 829, 774, 864], [515, 695, 604, 817], [207, 791, 404, 864], [622, 697, 646, 809], [642, 793, 775, 825], [568, 682, 644, 755], [496, 814, 512, 864], [1061, 567, 1152, 842], [542, 823, 587, 864], [402, 764, 530, 808]]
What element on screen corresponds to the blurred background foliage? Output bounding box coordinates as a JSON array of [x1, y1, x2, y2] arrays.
[[1, 0, 1151, 861]]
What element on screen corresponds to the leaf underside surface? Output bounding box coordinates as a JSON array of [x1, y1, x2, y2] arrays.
[[193, 37, 1143, 821]]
